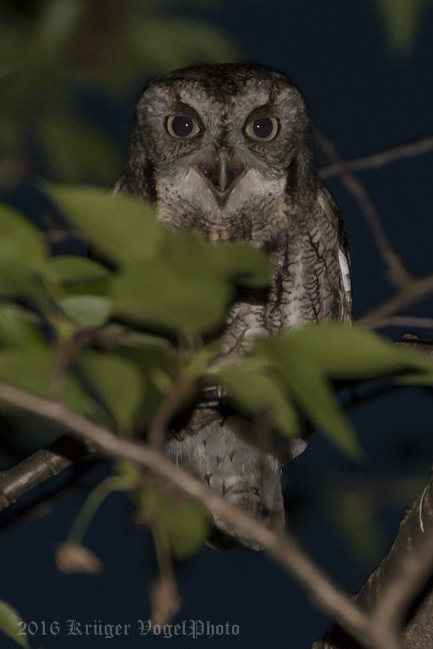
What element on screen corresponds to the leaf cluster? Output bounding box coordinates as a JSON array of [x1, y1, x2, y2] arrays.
[[0, 0, 237, 184], [1, 185, 432, 452], [1, 186, 433, 647], [0, 185, 270, 434]]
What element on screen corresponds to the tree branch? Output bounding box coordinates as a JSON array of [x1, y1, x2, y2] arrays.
[[317, 476, 433, 649], [357, 274, 433, 328], [0, 435, 87, 510], [2, 355, 433, 648], [0, 381, 372, 646], [367, 316, 433, 331], [319, 135, 433, 180]]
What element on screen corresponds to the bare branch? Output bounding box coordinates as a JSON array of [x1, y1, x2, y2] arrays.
[[372, 527, 433, 647], [357, 274, 433, 328], [0, 435, 87, 510], [319, 135, 433, 180], [320, 478, 433, 649], [368, 316, 433, 331], [0, 381, 372, 646], [316, 132, 411, 289]]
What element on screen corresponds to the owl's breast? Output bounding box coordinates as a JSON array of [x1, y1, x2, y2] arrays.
[[223, 232, 344, 352], [155, 169, 288, 244]]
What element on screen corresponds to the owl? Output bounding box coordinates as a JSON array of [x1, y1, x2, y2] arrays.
[[116, 64, 351, 550]]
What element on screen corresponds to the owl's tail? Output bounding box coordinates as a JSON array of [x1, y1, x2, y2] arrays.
[[166, 415, 285, 551]]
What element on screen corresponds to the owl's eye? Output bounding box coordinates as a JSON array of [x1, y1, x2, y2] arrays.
[[244, 117, 279, 142], [166, 115, 201, 139]]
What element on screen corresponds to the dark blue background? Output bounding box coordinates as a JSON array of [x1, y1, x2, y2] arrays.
[[1, 2, 433, 648]]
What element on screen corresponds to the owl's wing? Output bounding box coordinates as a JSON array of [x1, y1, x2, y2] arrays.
[[316, 184, 352, 323]]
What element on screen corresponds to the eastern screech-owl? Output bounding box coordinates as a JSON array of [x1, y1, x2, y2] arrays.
[[116, 64, 351, 550]]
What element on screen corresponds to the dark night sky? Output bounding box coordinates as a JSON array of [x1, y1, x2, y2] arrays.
[[1, 2, 433, 648]]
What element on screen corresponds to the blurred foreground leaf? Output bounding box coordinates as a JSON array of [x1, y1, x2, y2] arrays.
[[0, 304, 45, 349], [0, 600, 29, 649], [0, 205, 48, 297], [150, 491, 208, 560], [0, 347, 91, 415], [47, 185, 270, 336], [59, 294, 112, 328], [44, 256, 110, 284], [164, 231, 270, 289], [372, 0, 433, 51], [251, 323, 432, 457], [44, 185, 166, 264], [270, 322, 430, 379], [112, 259, 231, 336], [0, 0, 238, 181], [217, 360, 299, 437], [79, 351, 145, 433]]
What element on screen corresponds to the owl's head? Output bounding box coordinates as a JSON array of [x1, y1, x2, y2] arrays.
[[119, 64, 318, 233]]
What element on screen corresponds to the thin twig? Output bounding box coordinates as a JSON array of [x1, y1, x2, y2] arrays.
[[49, 337, 76, 402], [0, 381, 372, 646], [317, 131, 411, 289], [319, 135, 433, 179], [66, 476, 132, 545], [367, 316, 433, 330], [356, 273, 433, 328]]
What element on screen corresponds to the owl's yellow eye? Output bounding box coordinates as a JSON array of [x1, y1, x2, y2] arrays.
[[244, 117, 279, 142], [166, 115, 201, 139]]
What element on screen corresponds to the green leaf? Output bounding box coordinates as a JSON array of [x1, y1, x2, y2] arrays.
[[154, 492, 208, 559], [0, 347, 92, 415], [254, 330, 364, 457], [0, 303, 45, 348], [106, 345, 173, 429], [284, 353, 362, 458], [0, 204, 48, 296], [44, 185, 167, 266], [0, 600, 29, 649], [160, 232, 270, 290], [59, 295, 112, 328], [275, 323, 429, 379], [78, 352, 145, 433], [204, 241, 270, 288], [112, 260, 231, 335], [44, 256, 110, 284], [249, 323, 433, 457], [216, 360, 299, 437], [0, 205, 47, 267]]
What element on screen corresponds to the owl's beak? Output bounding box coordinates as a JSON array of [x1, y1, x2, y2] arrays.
[[195, 150, 246, 209]]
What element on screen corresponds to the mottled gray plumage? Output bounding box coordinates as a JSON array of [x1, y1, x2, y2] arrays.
[[117, 63, 351, 549]]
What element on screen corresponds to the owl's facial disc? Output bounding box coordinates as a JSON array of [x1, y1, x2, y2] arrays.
[[194, 150, 247, 209]]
